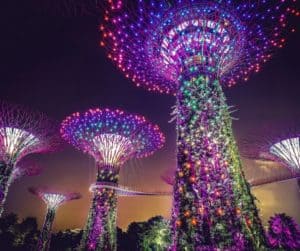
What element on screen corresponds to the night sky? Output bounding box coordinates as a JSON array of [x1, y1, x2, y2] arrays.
[[0, 2, 299, 231]]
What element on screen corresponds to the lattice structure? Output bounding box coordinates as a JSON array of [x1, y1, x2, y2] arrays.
[[61, 108, 164, 250], [100, 1, 299, 249], [0, 101, 59, 216], [29, 187, 81, 251]]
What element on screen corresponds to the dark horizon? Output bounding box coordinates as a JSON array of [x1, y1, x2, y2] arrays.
[[0, 2, 299, 231]]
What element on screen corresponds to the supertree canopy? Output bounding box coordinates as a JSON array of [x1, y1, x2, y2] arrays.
[[243, 125, 300, 175], [29, 187, 81, 251], [60, 108, 165, 251], [0, 101, 59, 217], [100, 0, 298, 249], [270, 137, 300, 174]]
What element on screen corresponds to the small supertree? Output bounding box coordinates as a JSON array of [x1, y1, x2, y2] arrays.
[[60, 108, 165, 250], [29, 187, 81, 251], [267, 213, 300, 250], [0, 101, 59, 216]]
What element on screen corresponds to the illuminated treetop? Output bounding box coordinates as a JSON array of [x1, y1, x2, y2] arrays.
[[270, 137, 300, 174], [101, 0, 299, 94], [0, 101, 60, 165], [242, 125, 300, 174], [60, 108, 165, 166], [29, 187, 81, 209]]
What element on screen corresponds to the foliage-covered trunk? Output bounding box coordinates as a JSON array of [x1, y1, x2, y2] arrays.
[[171, 72, 266, 250], [80, 166, 118, 251]]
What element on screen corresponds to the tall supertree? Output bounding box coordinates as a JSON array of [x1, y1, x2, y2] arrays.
[[100, 0, 299, 249], [60, 108, 165, 251], [29, 187, 81, 251], [0, 101, 59, 216]]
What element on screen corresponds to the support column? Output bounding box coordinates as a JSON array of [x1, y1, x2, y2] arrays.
[[171, 71, 266, 250], [37, 207, 56, 251], [81, 166, 118, 251], [0, 161, 13, 217]]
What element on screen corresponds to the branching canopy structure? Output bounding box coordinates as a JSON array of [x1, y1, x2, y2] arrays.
[[0, 101, 60, 216], [61, 108, 165, 251], [61, 108, 164, 167]]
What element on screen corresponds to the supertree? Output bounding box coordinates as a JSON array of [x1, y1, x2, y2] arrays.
[[60, 108, 165, 251], [29, 187, 81, 251], [100, 0, 299, 249], [0, 101, 59, 216]]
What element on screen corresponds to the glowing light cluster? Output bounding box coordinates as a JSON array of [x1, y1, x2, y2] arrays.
[[60, 108, 165, 164], [29, 187, 81, 209], [270, 137, 300, 173], [101, 0, 298, 93], [0, 127, 40, 163], [0, 101, 59, 164], [42, 193, 67, 209], [93, 133, 135, 166]]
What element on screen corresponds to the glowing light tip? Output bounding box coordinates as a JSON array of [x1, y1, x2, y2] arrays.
[[270, 137, 300, 173], [29, 187, 81, 209], [60, 108, 165, 162]]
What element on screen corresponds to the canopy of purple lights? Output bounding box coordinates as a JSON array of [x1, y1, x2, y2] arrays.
[[100, 0, 298, 249], [60, 108, 165, 251]]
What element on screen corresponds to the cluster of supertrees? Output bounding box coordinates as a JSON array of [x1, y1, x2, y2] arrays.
[[0, 102, 166, 251], [100, 0, 299, 249], [1, 0, 299, 250]]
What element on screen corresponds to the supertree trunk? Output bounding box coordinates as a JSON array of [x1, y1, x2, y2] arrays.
[[80, 166, 118, 251], [37, 207, 56, 251], [0, 161, 13, 217], [171, 72, 266, 250]]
